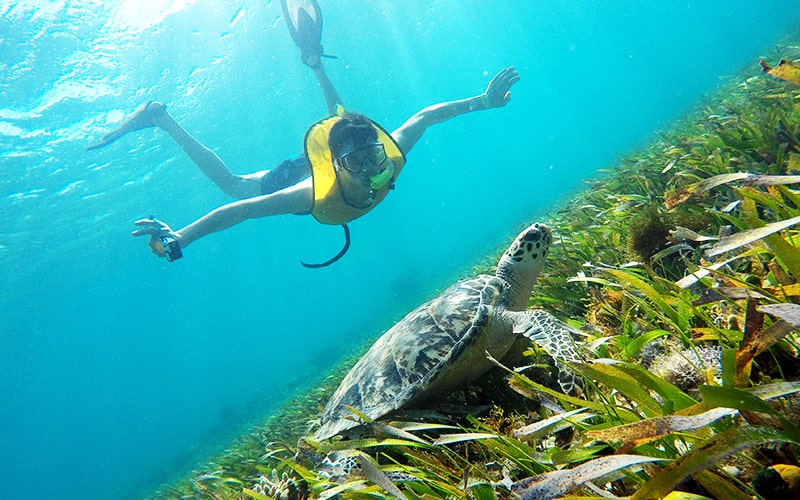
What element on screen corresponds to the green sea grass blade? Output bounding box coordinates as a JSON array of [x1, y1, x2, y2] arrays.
[[281, 459, 342, 492], [778, 184, 800, 209], [700, 380, 800, 415], [693, 469, 752, 500], [519, 454, 666, 500], [484, 351, 578, 402], [242, 488, 271, 500], [587, 407, 735, 447], [750, 231, 800, 281], [399, 451, 464, 489], [672, 381, 800, 418], [699, 384, 800, 441], [318, 480, 369, 500], [632, 426, 794, 499], [664, 172, 752, 209], [355, 453, 406, 500], [609, 361, 697, 411], [737, 185, 799, 220], [486, 351, 642, 422], [623, 329, 671, 358], [512, 408, 590, 442], [344, 405, 374, 424], [759, 303, 800, 327], [566, 276, 613, 286], [387, 422, 459, 432], [721, 348, 736, 389], [432, 433, 498, 445], [550, 445, 610, 466], [483, 437, 551, 475], [371, 422, 431, 445], [604, 268, 689, 332], [675, 254, 741, 289], [401, 477, 452, 499], [706, 209, 800, 278], [468, 482, 498, 500], [705, 214, 800, 256], [573, 361, 664, 416], [320, 437, 431, 453]]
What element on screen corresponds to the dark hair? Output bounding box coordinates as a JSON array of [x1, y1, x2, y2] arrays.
[[328, 114, 378, 159]]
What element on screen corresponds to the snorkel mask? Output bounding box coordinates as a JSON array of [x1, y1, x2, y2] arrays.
[[338, 141, 395, 189]]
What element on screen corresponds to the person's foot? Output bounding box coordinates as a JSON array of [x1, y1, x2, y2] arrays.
[[86, 101, 167, 150], [302, 52, 322, 69]]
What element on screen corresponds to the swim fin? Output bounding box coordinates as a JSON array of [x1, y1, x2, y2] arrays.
[[280, 0, 335, 68]]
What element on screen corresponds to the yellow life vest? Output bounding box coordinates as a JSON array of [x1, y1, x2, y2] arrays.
[[304, 111, 406, 225]]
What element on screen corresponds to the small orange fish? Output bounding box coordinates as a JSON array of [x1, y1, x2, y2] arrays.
[[760, 58, 800, 86]]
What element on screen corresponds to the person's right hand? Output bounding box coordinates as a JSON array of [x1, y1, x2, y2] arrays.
[[132, 217, 179, 258], [483, 66, 520, 108]]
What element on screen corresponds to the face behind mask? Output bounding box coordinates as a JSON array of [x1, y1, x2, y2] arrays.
[[369, 160, 395, 189]]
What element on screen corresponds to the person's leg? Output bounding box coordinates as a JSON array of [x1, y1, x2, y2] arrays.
[[311, 63, 342, 116], [149, 104, 264, 199], [90, 101, 265, 199], [280, 0, 341, 114]]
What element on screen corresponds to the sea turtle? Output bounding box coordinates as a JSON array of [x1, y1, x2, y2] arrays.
[[314, 222, 584, 441]]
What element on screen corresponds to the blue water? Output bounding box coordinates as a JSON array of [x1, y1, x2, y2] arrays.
[[3, 1, 800, 498]]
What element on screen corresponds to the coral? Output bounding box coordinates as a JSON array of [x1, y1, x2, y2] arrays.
[[650, 345, 722, 392], [251, 469, 307, 500]]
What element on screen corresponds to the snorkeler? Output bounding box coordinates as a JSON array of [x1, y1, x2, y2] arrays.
[[87, 0, 520, 267]]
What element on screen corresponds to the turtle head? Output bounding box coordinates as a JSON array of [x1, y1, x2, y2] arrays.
[[501, 223, 552, 268], [496, 223, 552, 308]]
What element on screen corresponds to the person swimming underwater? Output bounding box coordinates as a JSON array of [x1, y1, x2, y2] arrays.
[[87, 0, 520, 267]]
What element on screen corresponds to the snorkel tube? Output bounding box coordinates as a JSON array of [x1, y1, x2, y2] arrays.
[[369, 161, 395, 190]]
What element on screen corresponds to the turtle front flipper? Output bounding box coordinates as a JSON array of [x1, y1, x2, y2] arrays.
[[509, 309, 585, 395]]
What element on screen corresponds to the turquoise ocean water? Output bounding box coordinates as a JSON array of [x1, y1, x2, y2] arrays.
[[3, 1, 800, 498]]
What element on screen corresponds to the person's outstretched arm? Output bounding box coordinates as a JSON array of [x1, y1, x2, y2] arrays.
[[391, 66, 520, 155], [132, 179, 314, 259]]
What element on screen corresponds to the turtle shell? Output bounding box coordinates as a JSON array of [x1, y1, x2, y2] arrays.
[[315, 274, 507, 440]]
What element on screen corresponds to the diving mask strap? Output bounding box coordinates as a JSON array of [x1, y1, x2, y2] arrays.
[[301, 224, 351, 268]]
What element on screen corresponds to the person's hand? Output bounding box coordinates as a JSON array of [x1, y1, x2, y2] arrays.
[[483, 66, 520, 108], [132, 216, 181, 260]]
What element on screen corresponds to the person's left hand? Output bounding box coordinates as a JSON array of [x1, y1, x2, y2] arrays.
[[483, 66, 520, 108], [132, 216, 178, 258]]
